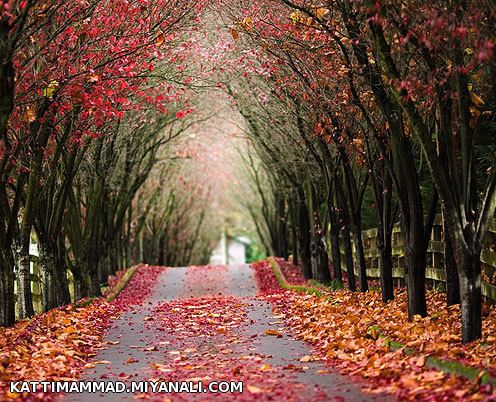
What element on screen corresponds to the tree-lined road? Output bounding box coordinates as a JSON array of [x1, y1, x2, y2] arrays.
[[72, 265, 371, 401]]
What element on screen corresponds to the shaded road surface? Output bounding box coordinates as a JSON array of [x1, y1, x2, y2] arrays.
[[70, 265, 373, 401]]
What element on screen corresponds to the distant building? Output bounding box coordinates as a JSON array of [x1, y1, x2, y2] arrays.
[[210, 228, 251, 265]]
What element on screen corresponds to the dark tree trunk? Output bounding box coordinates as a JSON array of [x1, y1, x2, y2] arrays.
[[404, 237, 427, 319], [276, 195, 288, 259], [81, 254, 102, 298], [310, 238, 331, 283], [368, 148, 394, 302], [378, 233, 394, 302], [71, 264, 86, 302], [458, 253, 482, 343], [341, 227, 356, 291], [39, 239, 70, 312], [55, 236, 71, 306], [297, 196, 312, 280], [290, 219, 298, 264], [158, 233, 166, 266], [0, 251, 16, 326], [335, 179, 356, 291], [351, 225, 368, 292], [329, 206, 342, 282], [0, 43, 15, 141], [443, 212, 460, 306], [308, 184, 331, 283], [39, 242, 58, 312]]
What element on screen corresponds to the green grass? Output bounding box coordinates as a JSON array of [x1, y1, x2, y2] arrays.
[[267, 257, 325, 297], [377, 329, 496, 386]]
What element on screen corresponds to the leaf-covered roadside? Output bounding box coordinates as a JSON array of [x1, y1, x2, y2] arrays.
[[253, 260, 496, 400], [0, 265, 164, 400]]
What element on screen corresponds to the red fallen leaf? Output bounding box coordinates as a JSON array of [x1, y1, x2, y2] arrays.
[[144, 317, 154, 321], [143, 346, 157, 352], [126, 358, 138, 364]]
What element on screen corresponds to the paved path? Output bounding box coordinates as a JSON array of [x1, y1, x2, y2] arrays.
[[70, 265, 372, 401]]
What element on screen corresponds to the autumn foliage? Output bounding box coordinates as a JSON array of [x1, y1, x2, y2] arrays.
[[0, 265, 163, 400], [253, 259, 496, 400]]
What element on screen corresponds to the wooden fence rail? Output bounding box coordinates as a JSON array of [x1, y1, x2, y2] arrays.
[[343, 215, 496, 300]]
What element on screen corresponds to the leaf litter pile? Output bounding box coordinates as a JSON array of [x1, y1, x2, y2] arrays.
[[252, 260, 496, 400], [0, 264, 164, 400]]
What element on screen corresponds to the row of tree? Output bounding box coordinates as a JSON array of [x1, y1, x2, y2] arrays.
[[0, 0, 211, 326], [221, 0, 496, 342]]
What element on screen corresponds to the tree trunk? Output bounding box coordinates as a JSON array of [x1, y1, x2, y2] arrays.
[[290, 218, 298, 264], [341, 226, 356, 291], [276, 195, 288, 259], [84, 266, 101, 297], [297, 197, 312, 280], [352, 225, 368, 292], [40, 244, 58, 312], [0, 45, 15, 140], [55, 236, 71, 306], [335, 178, 356, 291], [0, 251, 16, 326], [40, 239, 70, 311], [14, 235, 34, 318], [81, 253, 102, 298], [458, 254, 482, 343], [70, 264, 86, 302], [310, 237, 331, 283], [158, 233, 166, 266], [404, 240, 427, 319], [329, 207, 342, 283], [378, 232, 394, 302], [443, 212, 460, 306]]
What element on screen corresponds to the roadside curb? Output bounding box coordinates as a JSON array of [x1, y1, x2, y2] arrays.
[[268, 257, 496, 387], [105, 264, 141, 302], [267, 257, 326, 297], [382, 335, 496, 386]]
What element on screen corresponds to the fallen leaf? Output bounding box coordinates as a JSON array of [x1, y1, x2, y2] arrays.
[[247, 385, 264, 394], [259, 364, 272, 371], [416, 355, 427, 367], [156, 30, 165, 46], [264, 329, 283, 336]]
